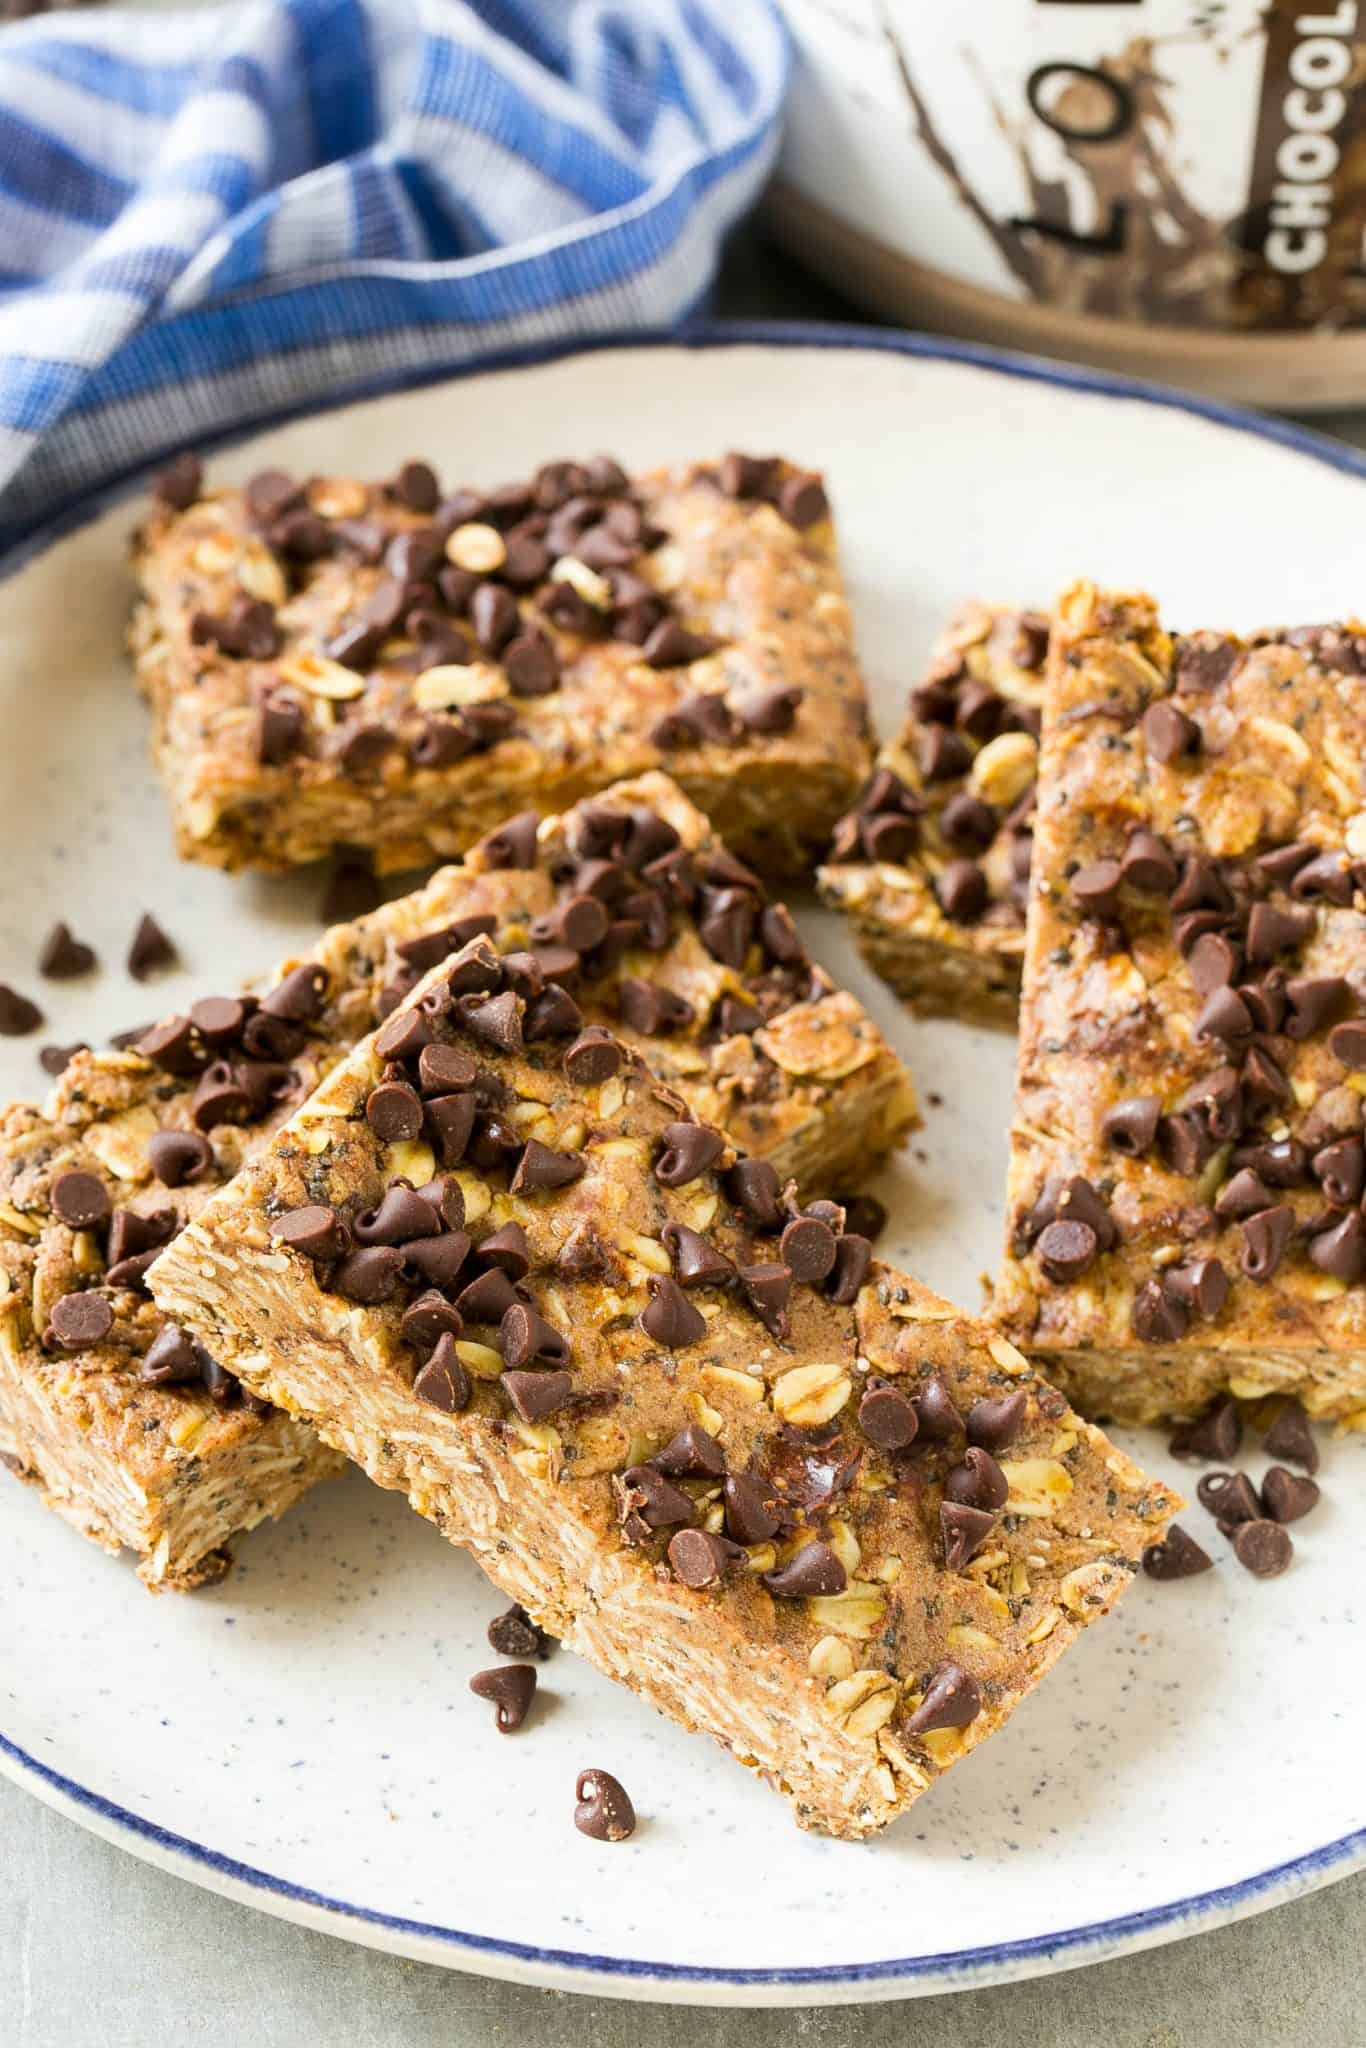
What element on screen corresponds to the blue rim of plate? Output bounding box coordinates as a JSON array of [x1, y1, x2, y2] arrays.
[[2, 318, 1365, 1998]]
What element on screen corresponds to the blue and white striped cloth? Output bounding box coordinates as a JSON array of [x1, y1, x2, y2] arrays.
[[0, 0, 788, 547]]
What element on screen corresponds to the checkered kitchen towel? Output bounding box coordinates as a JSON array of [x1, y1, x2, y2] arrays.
[[0, 0, 788, 547]]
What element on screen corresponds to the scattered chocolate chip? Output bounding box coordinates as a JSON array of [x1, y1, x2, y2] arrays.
[[574, 1768, 635, 1842], [1308, 1210, 1366, 1282], [460, 990, 523, 1054], [858, 1380, 918, 1452], [914, 1374, 964, 1441], [511, 1139, 585, 1195], [401, 1289, 463, 1353], [1196, 985, 1253, 1043], [643, 621, 718, 670], [655, 1424, 726, 1481], [1141, 1525, 1213, 1580], [331, 1245, 405, 1304], [1070, 859, 1123, 916], [1169, 1399, 1242, 1462], [1261, 1466, 1320, 1525], [139, 1322, 202, 1384], [488, 1605, 553, 1660], [1164, 1257, 1229, 1322], [192, 594, 281, 660], [639, 1275, 707, 1349], [500, 1303, 571, 1373], [1285, 975, 1349, 1040], [779, 1214, 837, 1285], [470, 1662, 537, 1734], [39, 1042, 86, 1075], [153, 451, 203, 510], [1102, 1096, 1161, 1157], [1196, 1469, 1261, 1527], [48, 1290, 113, 1348], [37, 922, 96, 979], [355, 1183, 442, 1246], [50, 1169, 111, 1228], [1245, 901, 1315, 965], [721, 1470, 779, 1546], [503, 1369, 573, 1423], [262, 962, 328, 1023], [966, 1390, 1027, 1451], [562, 1028, 621, 1086], [413, 1332, 471, 1414], [1036, 1218, 1098, 1284], [763, 1541, 846, 1598], [667, 1527, 740, 1588], [737, 1261, 791, 1337], [1187, 931, 1241, 996], [478, 1222, 532, 1277], [1330, 1020, 1366, 1069], [1290, 852, 1353, 905], [724, 1157, 783, 1232], [365, 1079, 423, 1143], [0, 985, 43, 1035], [1241, 1203, 1294, 1281], [944, 1445, 1008, 1512], [825, 1230, 873, 1304], [1231, 1518, 1293, 1578], [1142, 699, 1200, 764], [271, 1203, 351, 1263], [940, 1500, 998, 1572], [481, 811, 541, 870], [1265, 1399, 1318, 1473], [1119, 830, 1178, 894], [904, 1662, 982, 1736], [935, 859, 988, 922], [738, 685, 803, 734], [654, 1121, 725, 1189]]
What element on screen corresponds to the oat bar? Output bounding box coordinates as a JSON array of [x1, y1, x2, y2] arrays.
[[151, 937, 1174, 1838], [818, 602, 1047, 1026], [132, 451, 873, 879], [0, 776, 912, 1585], [997, 583, 1366, 1425]]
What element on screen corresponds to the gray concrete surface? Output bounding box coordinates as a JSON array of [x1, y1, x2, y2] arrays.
[[5, 226, 1366, 2046]]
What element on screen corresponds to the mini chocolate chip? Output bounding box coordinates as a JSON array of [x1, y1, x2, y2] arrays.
[[724, 1157, 783, 1232], [858, 1380, 918, 1452], [271, 1204, 349, 1261], [563, 1028, 621, 1085], [1158, 1112, 1216, 1177], [50, 1170, 111, 1228], [1070, 859, 1123, 915], [1187, 930, 1241, 995], [137, 1019, 206, 1078], [654, 1122, 726, 1189], [1142, 699, 1200, 764], [460, 990, 523, 1054], [1285, 975, 1349, 1039], [39, 1042, 86, 1075], [779, 1214, 837, 1285], [38, 922, 96, 979], [1232, 1518, 1293, 1577], [662, 1221, 734, 1288], [944, 1445, 1008, 1512], [826, 1232, 873, 1306], [500, 1302, 569, 1372], [642, 620, 719, 669], [904, 1662, 982, 1735], [470, 1663, 536, 1733], [639, 1275, 707, 1349], [1164, 1257, 1229, 1321], [331, 1246, 405, 1304], [938, 792, 997, 856], [1119, 830, 1178, 894], [1241, 1203, 1294, 1281], [365, 1079, 423, 1142], [0, 985, 44, 1035], [1170, 1399, 1242, 1462], [1261, 1466, 1320, 1525], [1141, 1525, 1213, 1580], [511, 1139, 585, 1195], [655, 1424, 726, 1480], [967, 1390, 1027, 1451], [914, 1375, 964, 1441], [413, 1332, 471, 1414], [457, 1266, 519, 1324], [191, 594, 281, 659], [738, 1261, 791, 1337], [1196, 986, 1253, 1042], [738, 685, 802, 734], [1102, 1096, 1161, 1157], [1265, 1399, 1319, 1473], [918, 724, 972, 783], [1242, 1045, 1292, 1106], [1245, 902, 1315, 965], [411, 1044, 474, 1098], [763, 1541, 846, 1598], [1330, 1020, 1366, 1068], [488, 1605, 553, 1660], [940, 1500, 998, 1572], [935, 859, 988, 922], [1036, 1218, 1098, 1283], [49, 1290, 113, 1347], [262, 963, 328, 1023], [1197, 1469, 1261, 1527], [127, 914, 177, 980], [477, 1222, 532, 1278], [574, 1768, 635, 1842], [503, 1369, 573, 1423], [504, 631, 560, 696], [153, 451, 203, 509], [697, 889, 756, 968], [620, 1463, 695, 1539], [355, 1184, 442, 1247], [667, 1527, 740, 1588], [481, 811, 541, 869], [1215, 1168, 1276, 1220], [401, 1289, 463, 1352], [425, 1092, 476, 1165], [140, 1322, 202, 1384], [1308, 1210, 1366, 1282], [1290, 852, 1353, 905]]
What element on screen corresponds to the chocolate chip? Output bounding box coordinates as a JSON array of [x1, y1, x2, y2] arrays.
[[858, 1380, 918, 1451], [697, 889, 756, 968], [37, 922, 96, 979], [1245, 902, 1314, 965], [738, 685, 803, 734], [355, 1183, 442, 1247], [905, 1662, 982, 1735], [940, 1500, 998, 1572], [413, 1332, 471, 1414], [738, 1261, 791, 1337], [39, 1042, 86, 1075], [1232, 1518, 1293, 1578], [1102, 1096, 1161, 1157], [1233, 1138, 1308, 1187], [50, 1170, 110, 1228], [468, 1662, 538, 1735], [1265, 1399, 1319, 1473], [153, 451, 203, 510], [500, 1302, 570, 1372], [459, 991, 523, 1054], [639, 1275, 707, 1349], [914, 1375, 964, 1441], [1158, 1112, 1216, 1177], [424, 1093, 476, 1166], [936, 792, 996, 856], [262, 962, 328, 1023], [811, 1231, 868, 1308], [779, 1215, 837, 1285], [642, 621, 719, 671], [1119, 830, 1178, 894], [667, 1528, 739, 1589], [191, 595, 281, 659], [503, 629, 560, 696], [1242, 1044, 1292, 1106], [934, 859, 988, 922], [1187, 931, 1241, 995], [1196, 986, 1253, 1043], [561, 1028, 621, 1087], [1169, 1399, 1242, 1462], [503, 1369, 572, 1423], [1197, 1469, 1261, 1527], [661, 1222, 734, 1289], [1330, 1020, 1366, 1068], [1141, 1525, 1213, 1580], [476, 1222, 531, 1279], [1164, 1257, 1229, 1321], [0, 985, 43, 1035], [270, 1204, 347, 1262], [487, 1605, 552, 1660], [1142, 699, 1200, 763], [1241, 1204, 1294, 1281], [364, 1079, 422, 1143], [1286, 975, 1349, 1039], [48, 1290, 113, 1347], [1290, 852, 1353, 905], [1070, 859, 1123, 916], [1261, 1466, 1320, 1525], [1308, 1210, 1366, 1282], [139, 1322, 202, 1384], [1036, 1218, 1098, 1283], [331, 1245, 405, 1303], [944, 1445, 1008, 1511], [967, 1390, 1027, 1451], [457, 1267, 519, 1325], [724, 1157, 783, 1232], [481, 811, 541, 870], [511, 1139, 585, 1195], [401, 1289, 463, 1353], [655, 1424, 725, 1480], [1215, 1168, 1275, 1220], [763, 1541, 845, 1598], [759, 903, 807, 968], [617, 977, 693, 1035], [574, 1768, 635, 1842], [651, 1122, 725, 1193]]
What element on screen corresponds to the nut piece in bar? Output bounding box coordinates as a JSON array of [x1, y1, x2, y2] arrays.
[[131, 453, 873, 880], [819, 602, 1046, 1027], [0, 775, 912, 1584], [152, 937, 1175, 1838], [997, 582, 1366, 1425]]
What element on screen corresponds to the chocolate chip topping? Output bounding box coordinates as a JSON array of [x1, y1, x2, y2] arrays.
[[0, 985, 43, 1035], [365, 1079, 423, 1143], [1102, 1096, 1162, 1157], [826, 1232, 873, 1307], [723, 1471, 780, 1545], [487, 1605, 553, 1660], [858, 1380, 919, 1452], [763, 1541, 846, 1599], [574, 1768, 636, 1842], [500, 1302, 570, 1371], [1141, 699, 1200, 764], [1240, 1203, 1294, 1281], [1232, 1519, 1293, 1578], [140, 1322, 202, 1384], [50, 1170, 111, 1228], [905, 1662, 982, 1736], [940, 1500, 998, 1572], [331, 1245, 405, 1304], [935, 859, 988, 922], [966, 1390, 1027, 1451], [667, 1527, 740, 1589], [779, 1214, 838, 1284], [738, 1261, 791, 1337], [470, 1663, 537, 1733], [914, 1375, 964, 1441], [639, 1275, 707, 1349], [413, 1333, 471, 1414], [37, 922, 96, 980], [146, 1128, 214, 1191], [503, 1369, 572, 1423], [724, 1157, 783, 1232], [1141, 1525, 1213, 1580], [655, 1424, 726, 1479], [48, 1290, 113, 1348], [654, 1122, 726, 1189], [944, 1445, 1009, 1512], [1036, 1218, 1098, 1283]]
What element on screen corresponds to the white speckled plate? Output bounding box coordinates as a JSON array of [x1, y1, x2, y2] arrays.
[[0, 328, 1363, 2006]]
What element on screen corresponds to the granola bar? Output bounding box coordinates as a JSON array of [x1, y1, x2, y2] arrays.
[[818, 602, 1047, 1026], [0, 776, 912, 1585], [151, 937, 1175, 1838], [131, 451, 873, 879], [997, 583, 1366, 1425]]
